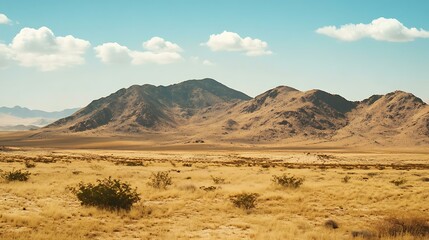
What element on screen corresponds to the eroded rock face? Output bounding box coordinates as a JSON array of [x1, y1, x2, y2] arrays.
[[69, 108, 112, 132]]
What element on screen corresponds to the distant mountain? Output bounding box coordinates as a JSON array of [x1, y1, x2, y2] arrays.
[[0, 106, 80, 119], [0, 106, 80, 130], [48, 78, 251, 132], [43, 78, 429, 147], [0, 125, 39, 131]]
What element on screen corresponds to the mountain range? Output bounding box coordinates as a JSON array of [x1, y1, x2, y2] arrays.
[[0, 106, 80, 131], [39, 78, 429, 147]]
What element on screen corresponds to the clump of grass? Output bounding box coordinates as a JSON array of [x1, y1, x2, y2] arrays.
[[24, 160, 36, 168], [1, 169, 30, 181], [147, 171, 172, 189], [211, 175, 226, 184], [71, 177, 140, 211], [230, 193, 259, 210], [390, 178, 407, 186], [272, 174, 304, 188], [324, 219, 339, 229], [200, 186, 218, 191], [375, 215, 429, 237], [342, 175, 351, 183]]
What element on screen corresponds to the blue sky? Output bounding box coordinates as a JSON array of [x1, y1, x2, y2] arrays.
[[0, 0, 428, 111]]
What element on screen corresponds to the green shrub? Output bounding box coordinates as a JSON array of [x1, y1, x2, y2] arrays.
[[230, 193, 259, 210], [72, 177, 140, 211], [1, 169, 30, 181], [147, 171, 172, 189], [272, 174, 304, 188]]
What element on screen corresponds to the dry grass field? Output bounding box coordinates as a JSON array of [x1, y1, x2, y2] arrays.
[[0, 147, 428, 239]]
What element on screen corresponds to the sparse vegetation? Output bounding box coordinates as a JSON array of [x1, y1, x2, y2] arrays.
[[24, 160, 36, 168], [71, 177, 140, 211], [211, 175, 226, 184], [342, 175, 351, 183], [375, 215, 429, 237], [230, 193, 259, 210], [272, 174, 304, 188], [390, 178, 407, 186], [147, 171, 172, 189], [1, 169, 30, 181]]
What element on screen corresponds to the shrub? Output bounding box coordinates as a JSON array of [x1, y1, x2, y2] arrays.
[[390, 178, 407, 186], [147, 171, 172, 189], [272, 174, 304, 188], [200, 186, 218, 191], [24, 160, 36, 168], [211, 175, 226, 184], [1, 169, 30, 181], [230, 193, 259, 210], [342, 175, 351, 183], [375, 215, 429, 237], [324, 219, 339, 229], [72, 177, 140, 211]]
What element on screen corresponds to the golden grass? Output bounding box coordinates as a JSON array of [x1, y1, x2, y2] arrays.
[[0, 149, 428, 239]]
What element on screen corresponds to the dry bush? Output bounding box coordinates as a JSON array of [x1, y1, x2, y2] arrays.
[[211, 175, 226, 184], [324, 219, 339, 229], [230, 193, 259, 210], [375, 215, 429, 237], [272, 174, 304, 188], [342, 175, 351, 183], [200, 186, 218, 191], [71, 177, 140, 211], [24, 160, 36, 168], [147, 171, 172, 189], [390, 178, 407, 186], [1, 169, 30, 181]]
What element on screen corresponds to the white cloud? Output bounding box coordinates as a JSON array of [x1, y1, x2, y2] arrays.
[[1, 26, 90, 71], [0, 13, 11, 25], [94, 42, 132, 64], [0, 44, 13, 68], [204, 31, 272, 56], [142, 36, 182, 53], [94, 37, 183, 65], [316, 17, 429, 42]]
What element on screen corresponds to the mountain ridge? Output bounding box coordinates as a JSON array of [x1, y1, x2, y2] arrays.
[[40, 78, 429, 147]]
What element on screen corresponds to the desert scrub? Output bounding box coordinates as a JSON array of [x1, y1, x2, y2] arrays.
[[1, 169, 31, 181], [390, 178, 407, 186], [147, 171, 172, 189], [375, 215, 429, 237], [230, 193, 259, 210], [342, 175, 351, 183], [24, 160, 36, 168], [211, 175, 226, 184], [71, 177, 140, 211], [272, 174, 304, 188]]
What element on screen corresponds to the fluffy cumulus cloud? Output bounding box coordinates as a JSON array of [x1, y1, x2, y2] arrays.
[[204, 31, 272, 56], [0, 13, 11, 24], [94, 37, 182, 65], [0, 26, 90, 71], [316, 17, 429, 42]]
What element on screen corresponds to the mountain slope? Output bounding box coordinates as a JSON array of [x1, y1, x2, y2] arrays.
[[47, 78, 251, 133], [43, 78, 428, 147]]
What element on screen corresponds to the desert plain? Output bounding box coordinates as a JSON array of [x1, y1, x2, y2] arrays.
[[0, 132, 428, 240]]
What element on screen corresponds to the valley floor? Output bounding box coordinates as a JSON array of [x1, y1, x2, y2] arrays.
[[0, 148, 428, 239]]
